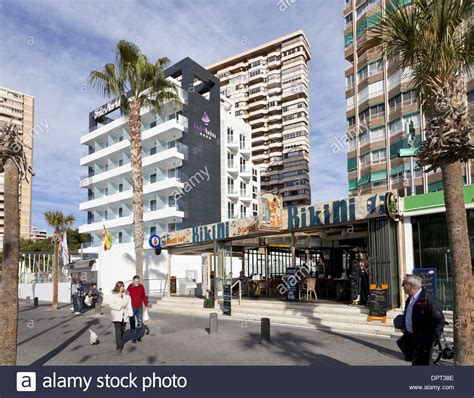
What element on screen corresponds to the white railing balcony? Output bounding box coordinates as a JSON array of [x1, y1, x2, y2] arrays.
[[227, 187, 238, 196]]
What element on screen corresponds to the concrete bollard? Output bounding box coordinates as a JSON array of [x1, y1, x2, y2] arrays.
[[260, 317, 271, 343], [26, 296, 31, 305], [33, 297, 39, 307], [209, 312, 218, 334], [95, 303, 102, 315]]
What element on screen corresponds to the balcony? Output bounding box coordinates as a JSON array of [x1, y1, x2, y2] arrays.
[[79, 206, 184, 234], [80, 116, 187, 166], [79, 178, 184, 211], [80, 147, 184, 188], [227, 161, 238, 175], [227, 187, 239, 197], [240, 190, 251, 200]]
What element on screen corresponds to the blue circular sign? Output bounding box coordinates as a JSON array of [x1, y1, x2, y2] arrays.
[[149, 234, 161, 249]]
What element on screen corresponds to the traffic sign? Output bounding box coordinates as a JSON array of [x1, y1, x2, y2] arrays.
[[148, 234, 161, 249], [398, 148, 417, 157]]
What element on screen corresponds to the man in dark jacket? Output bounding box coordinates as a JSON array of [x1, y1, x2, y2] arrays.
[[402, 274, 445, 365]]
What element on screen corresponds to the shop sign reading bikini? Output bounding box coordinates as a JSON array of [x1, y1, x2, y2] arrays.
[[162, 193, 391, 247], [193, 112, 217, 140]]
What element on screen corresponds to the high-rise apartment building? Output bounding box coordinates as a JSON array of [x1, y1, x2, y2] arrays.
[[0, 87, 34, 247], [343, 0, 472, 197], [79, 58, 259, 252], [208, 31, 311, 207]]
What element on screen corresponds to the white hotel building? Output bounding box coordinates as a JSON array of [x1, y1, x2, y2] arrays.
[[79, 58, 259, 252]]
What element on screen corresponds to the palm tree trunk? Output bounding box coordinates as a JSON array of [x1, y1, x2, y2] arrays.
[[0, 159, 20, 365], [129, 98, 144, 277], [441, 160, 474, 365], [52, 240, 58, 311]]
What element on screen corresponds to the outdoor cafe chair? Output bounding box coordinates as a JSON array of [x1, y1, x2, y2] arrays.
[[299, 278, 318, 301]]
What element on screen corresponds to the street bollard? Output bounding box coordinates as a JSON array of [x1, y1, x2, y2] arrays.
[[260, 317, 271, 343], [26, 296, 31, 305], [33, 297, 39, 307], [209, 313, 218, 334], [95, 303, 102, 315]]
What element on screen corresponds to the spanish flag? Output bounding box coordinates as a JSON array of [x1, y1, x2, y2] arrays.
[[102, 224, 112, 251]]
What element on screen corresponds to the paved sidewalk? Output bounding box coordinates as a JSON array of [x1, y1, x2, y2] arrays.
[[16, 300, 408, 366]]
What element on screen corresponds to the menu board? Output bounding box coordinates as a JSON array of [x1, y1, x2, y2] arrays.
[[368, 284, 388, 320], [223, 284, 231, 316], [170, 276, 177, 296], [413, 268, 437, 298]]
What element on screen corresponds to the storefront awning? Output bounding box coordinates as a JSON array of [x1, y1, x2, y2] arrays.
[[371, 170, 387, 183]]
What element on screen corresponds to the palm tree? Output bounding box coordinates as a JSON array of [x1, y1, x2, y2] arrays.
[[373, 0, 474, 365], [0, 122, 34, 365], [89, 40, 181, 277], [44, 211, 75, 311]]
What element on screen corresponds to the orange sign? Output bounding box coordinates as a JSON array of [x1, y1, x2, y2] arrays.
[[258, 192, 283, 230]]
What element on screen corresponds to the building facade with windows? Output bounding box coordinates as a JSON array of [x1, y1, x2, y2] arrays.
[[0, 86, 34, 248], [220, 98, 260, 221], [207, 31, 311, 207], [79, 58, 260, 252], [29, 226, 48, 241], [343, 0, 473, 197], [79, 58, 222, 252]]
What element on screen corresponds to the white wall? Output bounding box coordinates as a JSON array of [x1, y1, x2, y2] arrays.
[[403, 217, 414, 274], [19, 282, 71, 303], [97, 242, 168, 297]]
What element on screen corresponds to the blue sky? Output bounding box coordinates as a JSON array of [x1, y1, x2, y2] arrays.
[[0, 0, 349, 233]]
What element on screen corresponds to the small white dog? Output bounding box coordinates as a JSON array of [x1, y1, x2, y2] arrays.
[[89, 329, 100, 345]]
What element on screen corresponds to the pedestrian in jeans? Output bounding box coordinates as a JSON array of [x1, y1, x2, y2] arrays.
[[401, 274, 445, 365], [105, 281, 133, 353], [72, 278, 84, 315], [127, 275, 148, 343]]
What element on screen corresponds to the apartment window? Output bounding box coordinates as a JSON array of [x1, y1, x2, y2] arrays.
[[252, 168, 258, 182], [240, 205, 247, 218], [104, 187, 108, 196], [371, 148, 386, 164], [150, 226, 157, 235], [118, 159, 123, 167], [118, 183, 123, 192], [118, 135, 124, 142], [118, 207, 123, 217], [368, 60, 382, 75], [240, 158, 247, 173], [252, 185, 258, 199], [227, 127, 234, 143], [150, 199, 157, 212], [118, 232, 123, 243], [227, 152, 234, 168], [345, 12, 353, 26], [402, 90, 416, 106], [346, 74, 354, 89], [249, 87, 262, 95], [359, 108, 369, 124], [370, 104, 385, 120], [358, 65, 368, 81], [390, 118, 403, 135], [227, 177, 235, 193], [150, 146, 157, 155], [268, 100, 278, 108], [348, 138, 356, 151], [104, 210, 108, 220], [347, 116, 356, 128], [360, 152, 370, 167], [235, 110, 244, 117], [389, 94, 402, 111], [168, 196, 178, 208], [251, 60, 262, 67], [150, 173, 157, 183], [227, 202, 235, 219], [253, 203, 258, 217], [240, 134, 246, 150], [370, 127, 385, 142], [249, 69, 262, 77], [359, 132, 369, 146]]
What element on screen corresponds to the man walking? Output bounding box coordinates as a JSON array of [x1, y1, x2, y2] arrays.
[[127, 275, 148, 343], [402, 274, 445, 365]]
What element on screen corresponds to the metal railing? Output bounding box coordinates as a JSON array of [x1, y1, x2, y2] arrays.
[[231, 279, 242, 305]]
